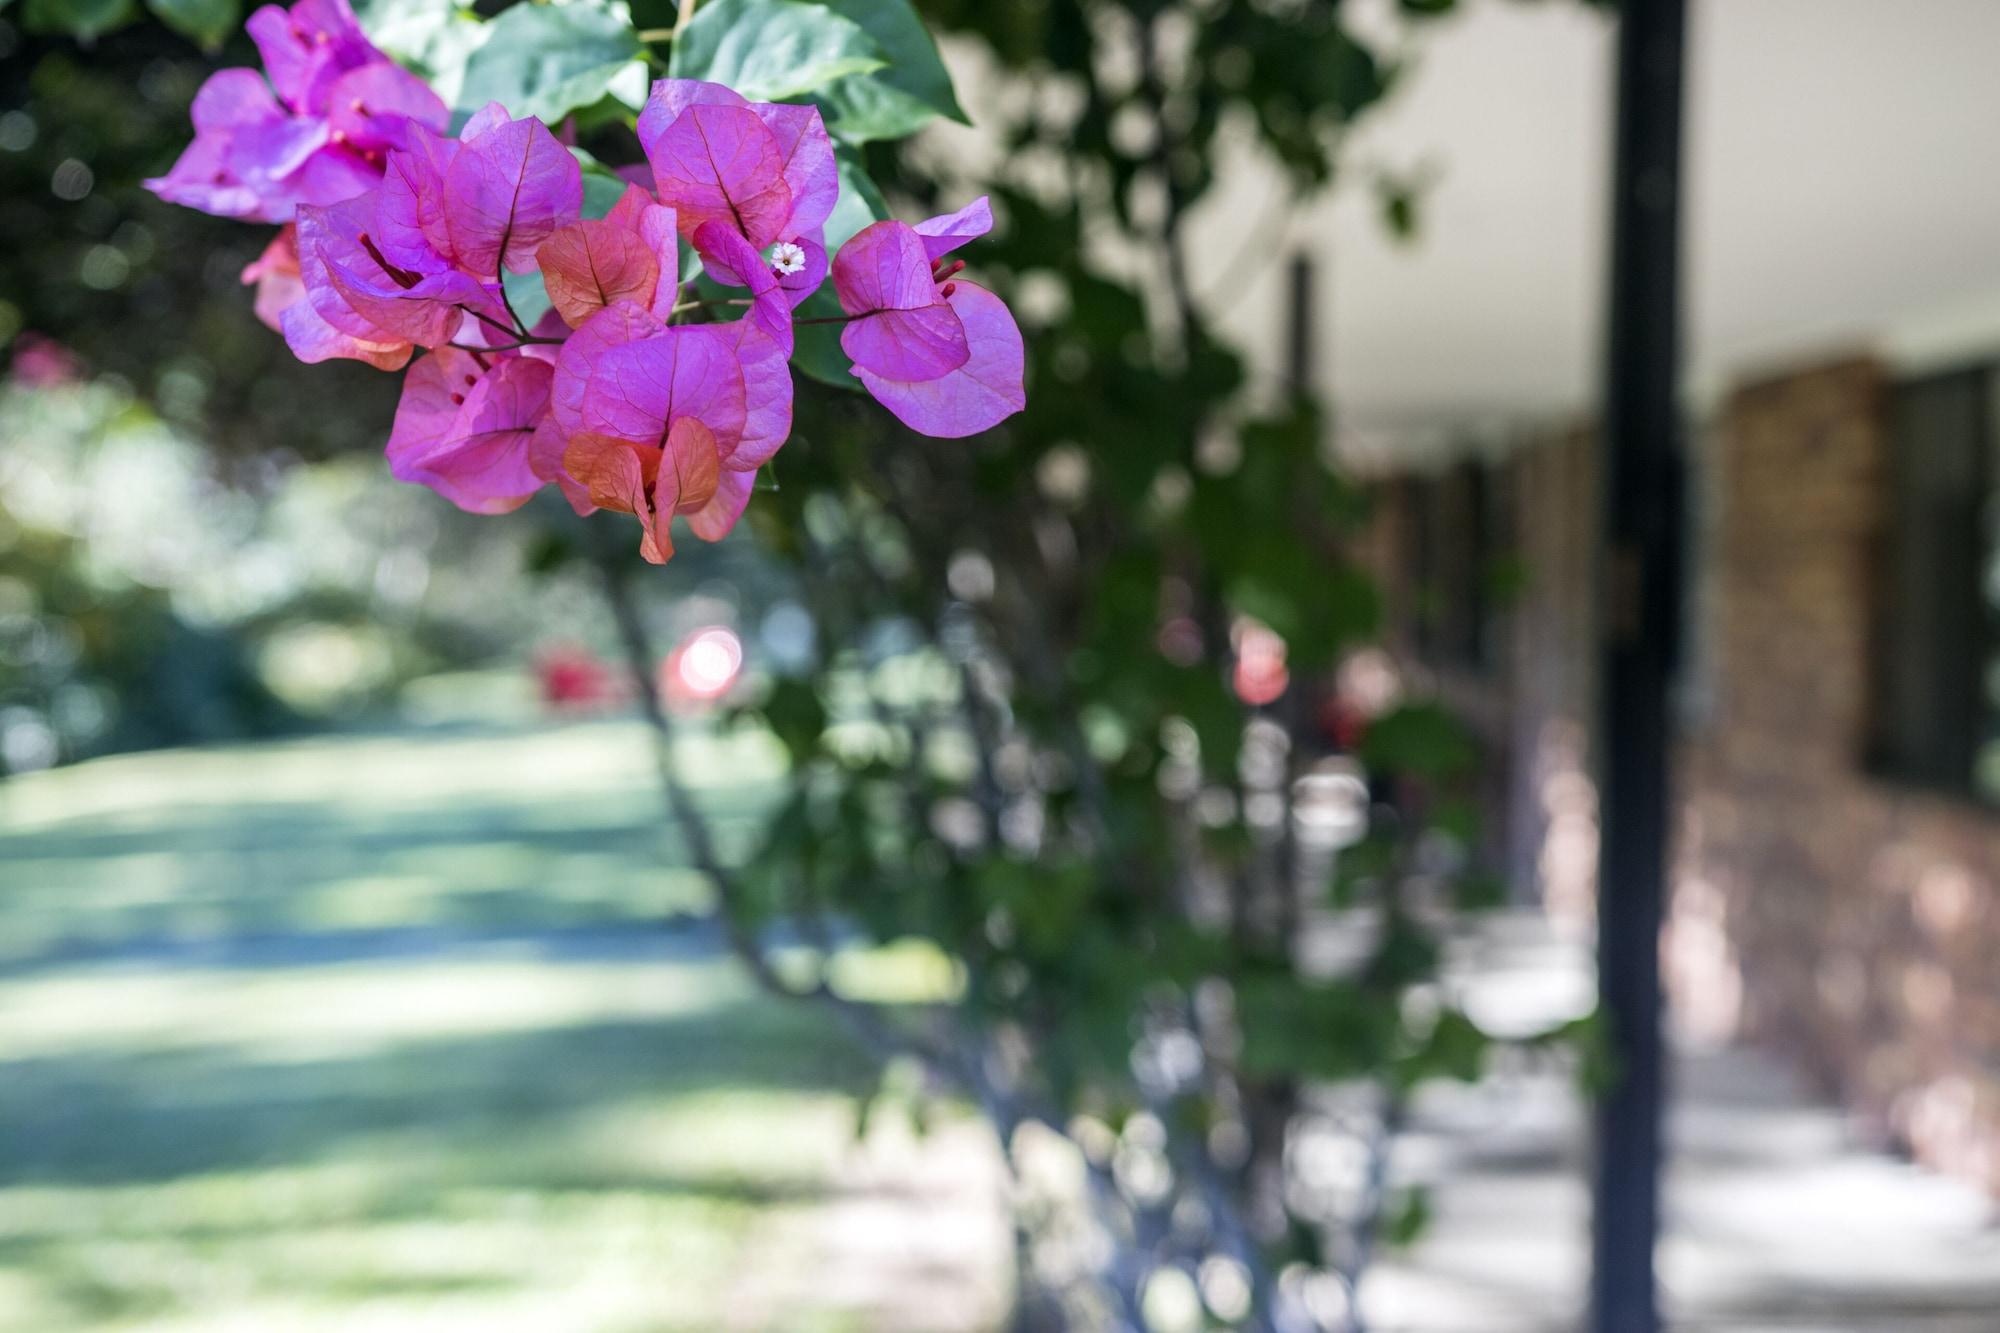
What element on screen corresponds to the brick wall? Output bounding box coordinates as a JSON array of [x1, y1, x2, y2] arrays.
[[1681, 356, 2000, 1189], [1361, 353, 2000, 1191], [1356, 436, 1600, 919]]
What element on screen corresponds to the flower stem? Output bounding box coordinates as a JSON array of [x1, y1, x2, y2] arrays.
[[667, 297, 753, 316], [459, 305, 522, 341], [449, 336, 562, 353]]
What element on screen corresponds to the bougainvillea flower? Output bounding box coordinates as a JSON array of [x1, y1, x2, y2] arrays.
[[832, 201, 1024, 438], [246, 0, 378, 113], [285, 192, 508, 363], [325, 61, 448, 155], [373, 122, 459, 272], [537, 185, 680, 329], [693, 215, 825, 313], [263, 209, 412, 369], [554, 418, 751, 564], [285, 107, 579, 366], [913, 195, 993, 261], [637, 80, 836, 252], [771, 232, 829, 308], [856, 282, 1023, 438], [443, 108, 585, 277], [145, 0, 446, 224], [241, 224, 304, 333], [691, 220, 797, 355], [540, 298, 790, 561], [834, 221, 969, 381], [386, 349, 551, 513]]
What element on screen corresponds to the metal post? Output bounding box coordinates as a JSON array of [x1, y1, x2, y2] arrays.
[[1286, 252, 1316, 396], [1593, 1, 1687, 1330]]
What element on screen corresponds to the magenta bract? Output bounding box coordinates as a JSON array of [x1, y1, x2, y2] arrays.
[[539, 296, 792, 562], [855, 282, 1025, 440], [444, 108, 585, 278], [146, 0, 445, 224], [286, 108, 579, 367], [540, 185, 681, 328], [387, 349, 550, 514], [638, 80, 835, 252], [831, 199, 1024, 438]]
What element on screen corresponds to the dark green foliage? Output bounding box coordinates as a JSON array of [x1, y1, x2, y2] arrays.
[[668, 0, 885, 101], [1360, 701, 1479, 781], [455, 0, 645, 122], [0, 23, 402, 462], [1384, 1185, 1432, 1248], [0, 508, 297, 769]]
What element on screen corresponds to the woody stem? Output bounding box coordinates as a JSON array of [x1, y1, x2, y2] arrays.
[[459, 305, 522, 341], [449, 335, 565, 352], [668, 298, 755, 315]]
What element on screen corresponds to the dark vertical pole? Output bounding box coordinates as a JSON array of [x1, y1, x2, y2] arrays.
[[1593, 1, 1686, 1331], [1286, 252, 1316, 396]]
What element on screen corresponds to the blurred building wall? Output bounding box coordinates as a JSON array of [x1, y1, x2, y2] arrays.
[[1680, 356, 2000, 1193], [1365, 353, 2000, 1194]]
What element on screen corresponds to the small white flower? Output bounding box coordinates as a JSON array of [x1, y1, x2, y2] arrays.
[[768, 241, 807, 276]]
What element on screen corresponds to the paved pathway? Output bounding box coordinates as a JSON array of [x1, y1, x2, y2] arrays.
[[1364, 913, 2000, 1332]]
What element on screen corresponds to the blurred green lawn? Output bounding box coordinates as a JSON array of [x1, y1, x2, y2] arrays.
[[0, 707, 1003, 1331]]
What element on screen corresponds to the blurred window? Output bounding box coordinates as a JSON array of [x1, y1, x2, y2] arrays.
[[1406, 458, 1513, 674], [1873, 365, 2000, 799]]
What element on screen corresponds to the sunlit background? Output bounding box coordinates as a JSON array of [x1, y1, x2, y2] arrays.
[[8, 0, 2000, 1329]]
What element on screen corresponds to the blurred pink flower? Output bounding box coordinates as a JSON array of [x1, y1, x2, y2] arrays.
[[1231, 618, 1290, 707], [8, 333, 81, 388], [145, 0, 446, 225]]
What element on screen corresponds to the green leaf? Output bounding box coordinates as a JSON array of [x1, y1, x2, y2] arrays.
[[669, 0, 885, 103], [1403, 1008, 1487, 1085], [807, 0, 967, 143], [1236, 976, 1396, 1080], [354, 0, 489, 107], [572, 147, 631, 218], [823, 144, 886, 252], [21, 0, 136, 40], [760, 678, 828, 759], [502, 268, 553, 333], [457, 0, 646, 123], [145, 0, 237, 49], [1385, 1187, 1432, 1248], [1358, 702, 1476, 781]]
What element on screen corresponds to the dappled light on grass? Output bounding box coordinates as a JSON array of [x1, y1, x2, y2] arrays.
[[0, 713, 791, 963], [0, 954, 899, 1330], [0, 719, 1009, 1330]]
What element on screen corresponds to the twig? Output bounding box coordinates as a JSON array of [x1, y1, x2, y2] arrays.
[[1335, 1087, 1408, 1333], [591, 543, 947, 1074]]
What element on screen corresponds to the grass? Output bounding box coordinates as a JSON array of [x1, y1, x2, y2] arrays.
[[0, 706, 1002, 1331]]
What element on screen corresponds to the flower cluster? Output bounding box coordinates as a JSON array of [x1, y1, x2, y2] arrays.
[[147, 0, 1025, 562]]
